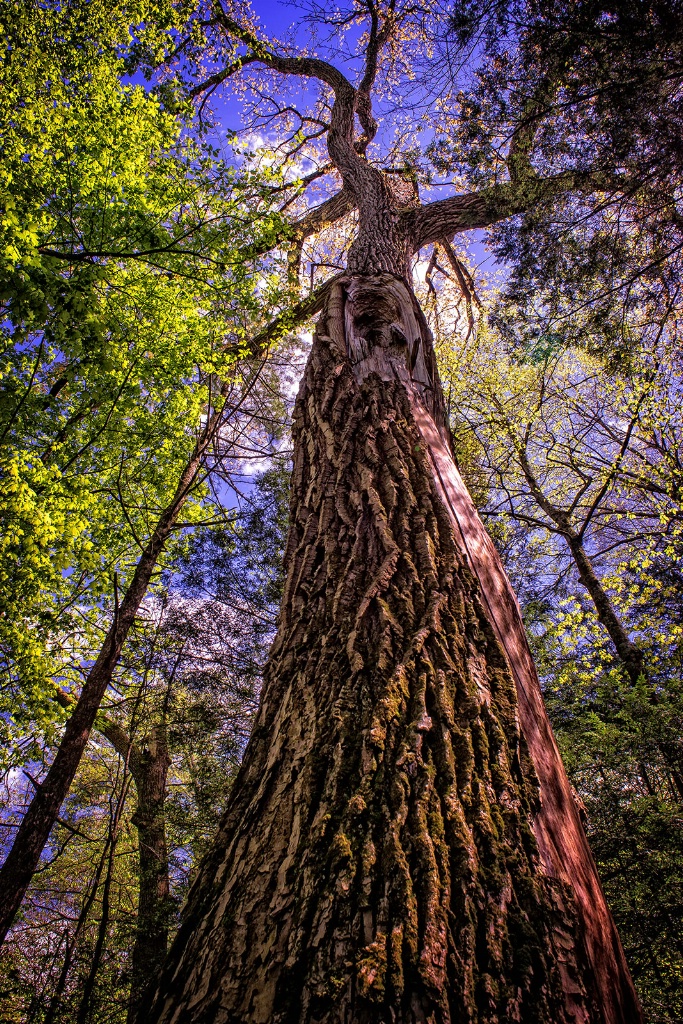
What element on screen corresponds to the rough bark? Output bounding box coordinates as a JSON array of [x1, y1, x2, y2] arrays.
[[146, 276, 641, 1024]]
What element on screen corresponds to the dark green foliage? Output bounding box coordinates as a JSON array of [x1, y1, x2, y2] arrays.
[[430, 0, 683, 362], [544, 664, 683, 1023]]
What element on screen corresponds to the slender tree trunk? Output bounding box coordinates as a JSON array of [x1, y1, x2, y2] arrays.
[[146, 276, 641, 1024], [127, 727, 172, 1023], [515, 445, 644, 683], [565, 536, 644, 684], [43, 826, 113, 1024], [44, 930, 74, 1024], [0, 407, 223, 945], [567, 535, 683, 802], [76, 832, 118, 1024], [51, 691, 174, 1020], [512, 447, 683, 802]]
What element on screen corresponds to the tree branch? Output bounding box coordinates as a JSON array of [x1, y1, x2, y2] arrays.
[[288, 189, 356, 278], [54, 689, 143, 785], [209, 12, 382, 204], [213, 13, 355, 98], [354, 0, 393, 153], [406, 170, 607, 251], [248, 273, 344, 353]]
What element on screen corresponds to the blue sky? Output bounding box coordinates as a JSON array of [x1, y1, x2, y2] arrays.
[[251, 0, 302, 35]]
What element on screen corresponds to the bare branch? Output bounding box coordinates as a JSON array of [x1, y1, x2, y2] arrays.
[[292, 188, 355, 240], [439, 237, 479, 338], [355, 0, 394, 152], [188, 55, 260, 98], [213, 13, 355, 99], [207, 12, 382, 205]]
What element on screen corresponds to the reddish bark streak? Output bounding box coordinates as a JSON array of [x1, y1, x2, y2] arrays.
[[413, 406, 641, 1024]]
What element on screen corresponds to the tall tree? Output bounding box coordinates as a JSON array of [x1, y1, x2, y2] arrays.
[[142, 3, 656, 1021]]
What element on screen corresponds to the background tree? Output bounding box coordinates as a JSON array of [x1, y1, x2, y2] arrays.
[[0, 462, 290, 1024], [0, 0, 299, 948]]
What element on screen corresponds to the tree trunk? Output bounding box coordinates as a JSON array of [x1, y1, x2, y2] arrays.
[[51, 692, 174, 1019], [563, 537, 643, 687], [565, 536, 683, 802], [0, 404, 224, 946], [146, 275, 641, 1024], [43, 842, 109, 1024], [76, 830, 118, 1024], [128, 727, 172, 1023]]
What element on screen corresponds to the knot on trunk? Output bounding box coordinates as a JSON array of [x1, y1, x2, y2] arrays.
[[382, 170, 420, 210]]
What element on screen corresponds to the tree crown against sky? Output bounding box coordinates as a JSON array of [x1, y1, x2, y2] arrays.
[[147, 0, 682, 303], [0, 0, 307, 976], [155, 0, 603, 280]]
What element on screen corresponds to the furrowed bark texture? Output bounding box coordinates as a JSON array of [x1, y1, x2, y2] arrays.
[[147, 277, 641, 1024]]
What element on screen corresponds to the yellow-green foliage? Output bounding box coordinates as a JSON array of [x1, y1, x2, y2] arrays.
[[0, 0, 287, 766]]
